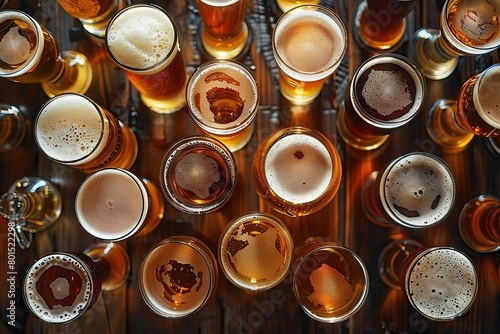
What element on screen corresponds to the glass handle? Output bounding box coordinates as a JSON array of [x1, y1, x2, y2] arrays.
[[14, 218, 33, 250], [0, 192, 32, 250]]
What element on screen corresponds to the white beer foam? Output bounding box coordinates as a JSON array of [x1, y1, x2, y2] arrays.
[[198, 0, 239, 6], [307, 263, 353, 310], [76, 168, 148, 240], [407, 248, 477, 320], [0, 26, 32, 65], [265, 133, 333, 203], [474, 64, 500, 129], [36, 94, 109, 164], [174, 152, 221, 199]]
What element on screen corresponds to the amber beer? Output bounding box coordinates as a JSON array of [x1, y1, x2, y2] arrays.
[[23, 252, 102, 324], [138, 236, 219, 318], [252, 127, 342, 217], [276, 0, 320, 14], [0, 10, 92, 97], [84, 242, 131, 291], [75, 168, 164, 241], [186, 59, 259, 151], [218, 212, 294, 291], [106, 4, 187, 113], [159, 135, 237, 214], [196, 0, 249, 59], [34, 93, 138, 173], [400, 246, 478, 321], [272, 5, 347, 105]]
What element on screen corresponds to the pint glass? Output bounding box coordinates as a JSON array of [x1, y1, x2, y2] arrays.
[[252, 127, 342, 217], [75, 168, 164, 241], [138, 236, 219, 318], [106, 4, 187, 113], [34, 93, 138, 173], [272, 5, 347, 105], [275, 0, 320, 14], [362, 152, 456, 228], [218, 212, 294, 291], [159, 135, 237, 214], [186, 59, 259, 152]]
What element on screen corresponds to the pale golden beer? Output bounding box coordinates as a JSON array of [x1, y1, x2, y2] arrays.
[[276, 0, 320, 14], [76, 168, 164, 241], [272, 5, 347, 104], [218, 212, 294, 291], [186, 59, 259, 151], [0, 10, 92, 97], [106, 4, 187, 113], [34, 93, 138, 173], [196, 0, 249, 59]]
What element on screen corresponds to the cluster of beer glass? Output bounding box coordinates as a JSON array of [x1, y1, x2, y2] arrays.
[[0, 0, 499, 327]]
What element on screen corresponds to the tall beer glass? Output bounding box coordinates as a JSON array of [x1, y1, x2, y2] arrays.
[[353, 0, 417, 51], [252, 127, 342, 217], [272, 5, 347, 105], [336, 53, 425, 150], [399, 246, 478, 321], [409, 0, 500, 80], [34, 93, 138, 173], [106, 4, 187, 113], [290, 238, 369, 323], [195, 0, 250, 59], [186, 59, 259, 152], [459, 194, 500, 253], [159, 135, 237, 214], [138, 236, 219, 318], [362, 152, 456, 228], [56, 0, 127, 39], [0, 10, 92, 97], [75, 168, 164, 241], [426, 63, 500, 152], [218, 212, 294, 291]]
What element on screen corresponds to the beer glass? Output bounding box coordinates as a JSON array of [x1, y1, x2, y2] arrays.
[[275, 0, 320, 14], [75, 168, 164, 241], [106, 4, 187, 113], [252, 127, 342, 217], [362, 152, 456, 228], [0, 10, 92, 97], [195, 0, 250, 59], [218, 212, 294, 291], [409, 0, 500, 80], [290, 238, 369, 323], [138, 236, 219, 318], [0, 103, 25, 152], [459, 194, 500, 253], [377, 238, 422, 289], [159, 135, 237, 215], [426, 63, 500, 152], [34, 93, 138, 173], [336, 53, 426, 150], [84, 242, 130, 291], [272, 5, 347, 105], [0, 177, 61, 250], [56, 0, 127, 39], [399, 246, 478, 321], [353, 0, 417, 52], [186, 59, 259, 152]]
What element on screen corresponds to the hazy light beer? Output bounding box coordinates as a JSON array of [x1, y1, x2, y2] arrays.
[[272, 5, 347, 104], [159, 135, 237, 214], [459, 195, 500, 253], [106, 4, 187, 113], [84, 242, 130, 290], [290, 238, 369, 323], [34, 93, 138, 173], [0, 10, 92, 97], [196, 0, 249, 59], [252, 127, 342, 217], [23, 252, 102, 324], [362, 152, 456, 228], [336, 53, 425, 150], [218, 212, 294, 291], [75, 168, 164, 241], [138, 236, 219, 318], [0, 104, 25, 152], [275, 0, 320, 14], [186, 59, 259, 151], [400, 246, 478, 321]]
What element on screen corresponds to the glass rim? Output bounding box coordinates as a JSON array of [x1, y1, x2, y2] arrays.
[[473, 63, 500, 129]]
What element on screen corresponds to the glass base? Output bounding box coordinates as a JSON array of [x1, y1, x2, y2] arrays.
[[426, 99, 474, 152], [199, 21, 251, 60], [408, 28, 458, 80], [85, 242, 131, 291], [0, 104, 26, 152], [361, 171, 394, 227], [42, 50, 93, 97], [336, 104, 389, 151], [378, 239, 423, 289]]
